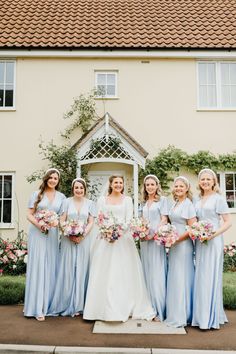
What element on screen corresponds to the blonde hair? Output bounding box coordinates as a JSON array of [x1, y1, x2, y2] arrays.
[[198, 168, 220, 196], [172, 176, 193, 201], [108, 175, 124, 195], [142, 175, 162, 202]]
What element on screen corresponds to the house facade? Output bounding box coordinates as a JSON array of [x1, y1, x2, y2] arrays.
[[0, 0, 236, 242]]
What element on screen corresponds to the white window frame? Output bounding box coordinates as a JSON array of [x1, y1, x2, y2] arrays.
[[0, 173, 15, 228], [95, 71, 118, 99], [0, 59, 16, 110], [197, 61, 236, 110], [218, 171, 236, 213]]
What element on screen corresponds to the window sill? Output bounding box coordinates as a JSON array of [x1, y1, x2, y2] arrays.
[[95, 97, 119, 100], [0, 224, 15, 229], [197, 108, 236, 112], [0, 108, 16, 112]]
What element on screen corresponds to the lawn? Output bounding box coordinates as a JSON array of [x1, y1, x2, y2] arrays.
[[0, 273, 235, 308]]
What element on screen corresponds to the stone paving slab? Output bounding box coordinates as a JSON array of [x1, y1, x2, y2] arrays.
[[93, 319, 186, 334]]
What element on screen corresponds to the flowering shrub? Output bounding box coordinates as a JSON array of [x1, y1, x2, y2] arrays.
[[0, 233, 27, 275], [224, 242, 236, 272]]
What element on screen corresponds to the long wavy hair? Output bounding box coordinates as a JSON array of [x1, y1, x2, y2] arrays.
[[142, 175, 162, 202], [108, 175, 124, 195], [33, 169, 60, 211]]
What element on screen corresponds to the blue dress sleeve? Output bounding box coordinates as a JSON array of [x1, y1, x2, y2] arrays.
[[216, 195, 229, 214], [180, 198, 196, 220], [61, 198, 70, 215], [28, 191, 39, 209], [58, 193, 67, 215], [160, 196, 169, 216], [88, 200, 97, 217]]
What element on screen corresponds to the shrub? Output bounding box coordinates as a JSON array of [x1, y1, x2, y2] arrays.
[[0, 232, 28, 276], [223, 272, 236, 309], [0, 275, 25, 305], [224, 242, 236, 272]]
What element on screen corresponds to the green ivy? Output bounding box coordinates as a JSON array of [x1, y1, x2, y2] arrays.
[[140, 145, 236, 190]]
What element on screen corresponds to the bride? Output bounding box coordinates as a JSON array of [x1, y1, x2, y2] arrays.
[[83, 175, 155, 322]]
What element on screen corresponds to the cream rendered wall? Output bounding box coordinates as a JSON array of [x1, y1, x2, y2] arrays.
[[0, 56, 235, 242]]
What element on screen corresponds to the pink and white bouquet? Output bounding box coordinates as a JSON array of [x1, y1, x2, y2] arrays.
[[97, 212, 124, 243], [61, 219, 85, 239], [187, 220, 214, 244], [129, 218, 150, 241], [153, 223, 179, 250], [35, 209, 59, 234]]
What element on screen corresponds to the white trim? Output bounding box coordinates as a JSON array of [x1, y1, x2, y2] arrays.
[[218, 171, 236, 213], [0, 59, 16, 110], [1, 50, 236, 59], [95, 70, 118, 99], [79, 158, 136, 166], [0, 172, 15, 229], [197, 60, 236, 110]]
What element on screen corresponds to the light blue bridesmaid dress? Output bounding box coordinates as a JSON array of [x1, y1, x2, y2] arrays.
[[140, 196, 169, 321], [24, 190, 65, 317], [48, 197, 95, 316], [192, 193, 229, 329], [165, 198, 196, 327]]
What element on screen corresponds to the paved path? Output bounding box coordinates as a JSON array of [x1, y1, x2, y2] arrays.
[[0, 306, 235, 351]]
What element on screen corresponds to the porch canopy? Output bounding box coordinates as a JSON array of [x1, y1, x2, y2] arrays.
[[74, 113, 148, 216]]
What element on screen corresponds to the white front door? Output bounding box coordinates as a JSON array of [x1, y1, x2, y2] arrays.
[[87, 171, 126, 201]]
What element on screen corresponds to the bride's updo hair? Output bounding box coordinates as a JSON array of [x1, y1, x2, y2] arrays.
[[108, 175, 124, 195]]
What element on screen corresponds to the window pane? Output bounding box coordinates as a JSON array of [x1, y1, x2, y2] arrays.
[[0, 62, 4, 83], [221, 63, 229, 85], [208, 86, 217, 107], [231, 86, 236, 106], [199, 64, 207, 85], [97, 74, 106, 85], [97, 85, 106, 96], [221, 85, 230, 107], [6, 62, 14, 84], [5, 85, 13, 107], [4, 176, 12, 198], [107, 74, 115, 85], [226, 191, 235, 208], [225, 174, 233, 190], [208, 63, 216, 84], [0, 176, 2, 198], [0, 200, 1, 222], [3, 200, 11, 223], [0, 86, 3, 107], [230, 63, 236, 84], [107, 85, 115, 96], [199, 85, 207, 107]]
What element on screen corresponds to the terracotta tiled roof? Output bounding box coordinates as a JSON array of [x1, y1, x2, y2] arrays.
[[1, 0, 236, 49]]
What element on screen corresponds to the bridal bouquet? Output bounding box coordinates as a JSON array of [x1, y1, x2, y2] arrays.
[[153, 223, 179, 250], [97, 212, 124, 243], [187, 220, 214, 244], [35, 209, 59, 234], [130, 218, 150, 241], [61, 220, 85, 239]]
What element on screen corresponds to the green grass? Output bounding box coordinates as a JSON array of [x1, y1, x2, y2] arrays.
[[0, 275, 25, 305], [0, 273, 235, 309], [223, 272, 236, 309]]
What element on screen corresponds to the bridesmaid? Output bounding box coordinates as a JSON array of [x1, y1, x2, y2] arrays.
[[49, 178, 95, 317], [140, 174, 168, 321], [165, 176, 196, 328], [24, 168, 65, 321], [192, 168, 232, 330]]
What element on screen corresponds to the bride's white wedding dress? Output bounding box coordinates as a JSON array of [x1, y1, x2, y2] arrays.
[[83, 196, 155, 322]]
